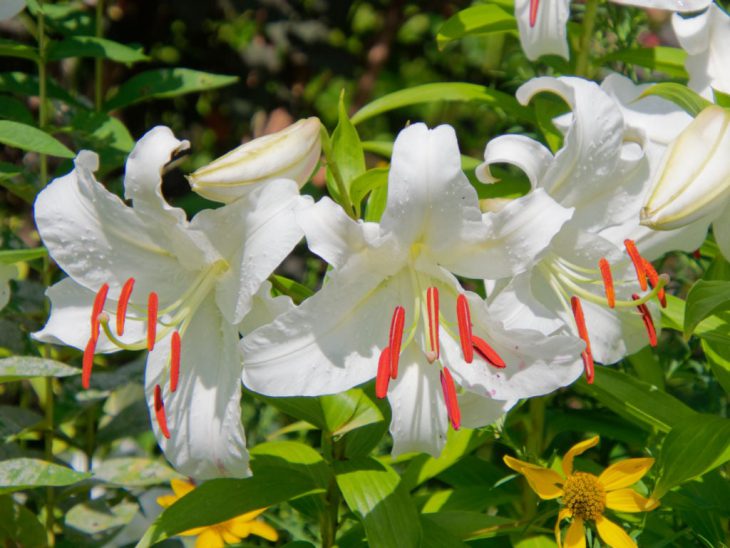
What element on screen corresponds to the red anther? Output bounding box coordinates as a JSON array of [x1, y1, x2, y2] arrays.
[[693, 249, 702, 260], [571, 296, 595, 383], [147, 292, 159, 351], [82, 337, 96, 389], [472, 335, 506, 368], [154, 384, 171, 439], [529, 0, 539, 27], [116, 277, 135, 335], [599, 258, 615, 309], [91, 283, 110, 341], [170, 331, 181, 393], [456, 294, 474, 363], [440, 368, 461, 430], [632, 294, 658, 347], [375, 347, 391, 399], [388, 306, 405, 380], [624, 239, 648, 291], [642, 258, 666, 308], [581, 350, 595, 384], [426, 287, 440, 359]]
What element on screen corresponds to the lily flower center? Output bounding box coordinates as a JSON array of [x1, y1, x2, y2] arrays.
[[538, 239, 668, 382], [562, 472, 606, 521], [81, 259, 230, 433], [374, 259, 506, 430]]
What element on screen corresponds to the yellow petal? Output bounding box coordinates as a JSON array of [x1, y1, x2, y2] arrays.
[[555, 508, 572, 548], [562, 436, 600, 476], [179, 526, 207, 537], [156, 495, 177, 508], [236, 508, 267, 522], [565, 518, 586, 548], [599, 458, 655, 491], [195, 529, 225, 548], [605, 489, 660, 513], [504, 455, 564, 499], [595, 516, 636, 548], [170, 478, 196, 498], [249, 520, 280, 542], [220, 527, 241, 544]]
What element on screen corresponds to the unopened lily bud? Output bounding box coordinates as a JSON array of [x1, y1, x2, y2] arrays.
[[188, 117, 321, 203], [641, 106, 730, 230]]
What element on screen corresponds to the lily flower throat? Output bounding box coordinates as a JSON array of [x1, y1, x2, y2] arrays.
[[81, 259, 230, 436], [541, 239, 667, 383]]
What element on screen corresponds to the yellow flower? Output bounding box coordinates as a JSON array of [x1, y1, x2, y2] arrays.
[[503, 436, 659, 548], [157, 479, 279, 548]]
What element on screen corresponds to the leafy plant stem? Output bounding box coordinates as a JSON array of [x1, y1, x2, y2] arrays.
[[320, 431, 342, 548], [44, 376, 55, 546], [575, 0, 599, 78], [36, 0, 48, 185], [320, 126, 357, 220], [524, 396, 547, 519], [95, 0, 104, 111]]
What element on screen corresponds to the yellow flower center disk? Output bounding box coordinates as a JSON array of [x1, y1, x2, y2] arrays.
[[562, 472, 606, 521]]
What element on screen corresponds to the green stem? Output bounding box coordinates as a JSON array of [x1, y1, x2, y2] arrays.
[[44, 376, 55, 546], [94, 0, 104, 110], [37, 0, 48, 185], [575, 0, 599, 78], [320, 126, 357, 220], [523, 396, 547, 519], [320, 432, 342, 548]]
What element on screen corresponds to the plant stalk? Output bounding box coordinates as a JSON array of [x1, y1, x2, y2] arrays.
[[94, 0, 104, 110], [320, 432, 342, 548], [37, 0, 48, 186], [575, 0, 599, 78]]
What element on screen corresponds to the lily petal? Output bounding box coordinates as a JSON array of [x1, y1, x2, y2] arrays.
[[599, 458, 655, 490], [237, 280, 294, 335], [594, 515, 636, 548], [712, 202, 730, 261], [514, 0, 571, 61], [673, 6, 730, 99], [388, 346, 449, 457], [34, 150, 197, 302], [477, 134, 553, 189], [145, 299, 249, 479], [191, 179, 310, 324], [517, 77, 647, 232], [562, 435, 599, 477], [612, 0, 709, 10], [241, 259, 405, 397], [605, 488, 660, 513], [503, 455, 564, 499], [457, 391, 514, 429]]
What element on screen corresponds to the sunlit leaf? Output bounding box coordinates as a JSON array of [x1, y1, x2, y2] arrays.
[[48, 36, 149, 63], [0, 458, 90, 493], [654, 414, 730, 498], [436, 5, 516, 50], [0, 39, 38, 62], [639, 83, 713, 117], [0, 356, 79, 383], [601, 47, 688, 79], [0, 121, 74, 158], [93, 458, 181, 487], [683, 280, 730, 338], [103, 68, 238, 111]]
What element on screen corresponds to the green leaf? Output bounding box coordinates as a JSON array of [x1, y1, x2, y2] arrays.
[[270, 274, 314, 305], [103, 68, 238, 111], [0, 39, 38, 62], [47, 36, 149, 63], [701, 339, 730, 394], [715, 89, 730, 108], [684, 280, 730, 338], [0, 356, 79, 383], [0, 72, 82, 106], [351, 83, 533, 126], [364, 179, 388, 222], [421, 511, 515, 540], [65, 500, 138, 543], [93, 457, 181, 487], [0, 495, 47, 548], [639, 83, 713, 117], [420, 514, 468, 548], [601, 47, 688, 79], [0, 406, 44, 439], [627, 346, 665, 390], [654, 414, 730, 498], [662, 294, 730, 346], [137, 441, 328, 547], [0, 248, 47, 265], [436, 5, 516, 49], [0, 458, 90, 493], [0, 121, 74, 158], [575, 367, 696, 433], [350, 167, 389, 216], [335, 458, 421, 548]]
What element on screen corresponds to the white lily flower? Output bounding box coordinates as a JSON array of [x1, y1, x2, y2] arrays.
[[478, 77, 667, 368], [517, 0, 711, 61], [673, 4, 730, 100], [0, 0, 25, 20], [641, 105, 730, 258], [33, 126, 310, 479], [597, 74, 708, 259], [242, 123, 584, 457], [188, 117, 321, 203]]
